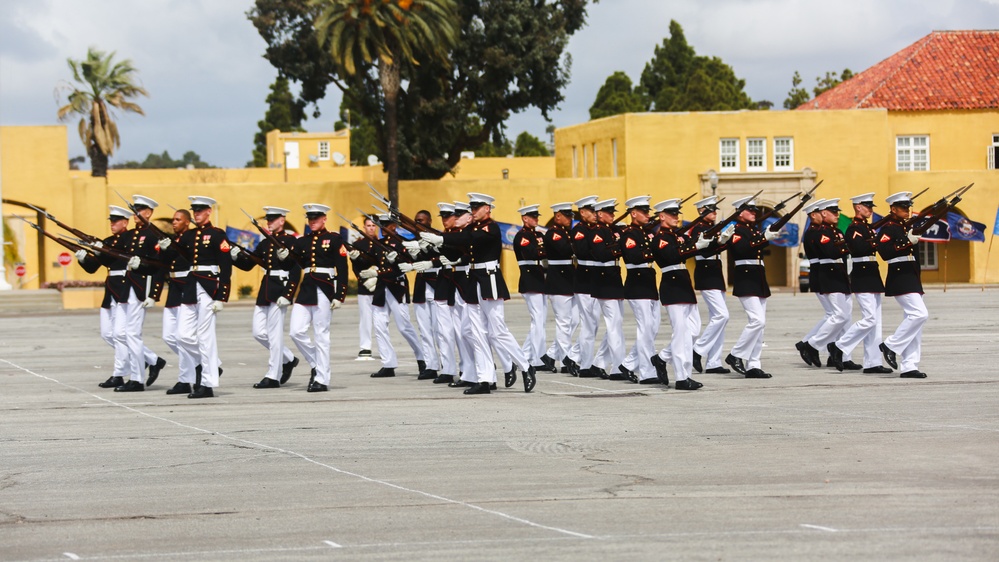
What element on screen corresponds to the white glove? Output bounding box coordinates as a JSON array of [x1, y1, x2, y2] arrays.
[[330, 299, 343, 310], [764, 228, 780, 241], [363, 278, 378, 291], [141, 297, 155, 309], [209, 301, 224, 314], [157, 238, 171, 250], [694, 233, 711, 250], [420, 232, 444, 247], [360, 265, 378, 279], [348, 249, 361, 260], [93, 240, 103, 249], [907, 231, 921, 245], [419, 239, 433, 252], [229, 245, 241, 259], [403, 240, 421, 251], [127, 256, 141, 270], [75, 249, 88, 262], [276, 296, 291, 308], [718, 224, 736, 244], [385, 250, 398, 264], [275, 248, 289, 261], [439, 256, 457, 267], [413, 261, 432, 272], [397, 262, 414, 273]]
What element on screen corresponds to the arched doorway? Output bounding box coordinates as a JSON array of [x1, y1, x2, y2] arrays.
[[916, 206, 973, 284]]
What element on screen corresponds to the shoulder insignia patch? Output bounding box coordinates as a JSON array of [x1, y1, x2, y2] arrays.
[[574, 232, 585, 240], [625, 238, 637, 249], [482, 225, 490, 232], [853, 230, 863, 238], [820, 235, 830, 244], [880, 233, 891, 243], [658, 239, 668, 248], [731, 234, 741, 244], [552, 233, 562, 241], [519, 237, 531, 246], [339, 245, 348, 257], [593, 234, 604, 243], [220, 239, 231, 252]]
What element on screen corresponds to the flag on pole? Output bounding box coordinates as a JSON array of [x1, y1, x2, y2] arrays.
[[993, 204, 999, 236]]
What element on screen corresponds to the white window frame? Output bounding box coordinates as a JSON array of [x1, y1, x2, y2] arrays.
[[582, 144, 589, 178], [774, 137, 794, 171], [592, 143, 598, 177], [612, 138, 619, 177], [318, 141, 330, 161], [746, 138, 766, 171], [896, 135, 929, 171], [572, 145, 578, 178], [918, 241, 938, 270], [989, 134, 999, 170], [719, 138, 739, 172]]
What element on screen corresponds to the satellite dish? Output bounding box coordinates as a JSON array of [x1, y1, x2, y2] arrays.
[[332, 152, 346, 166], [308, 154, 319, 163], [460, 151, 475, 160], [367, 154, 380, 166]]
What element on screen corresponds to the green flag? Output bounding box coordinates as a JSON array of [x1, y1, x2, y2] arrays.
[[837, 213, 852, 233]]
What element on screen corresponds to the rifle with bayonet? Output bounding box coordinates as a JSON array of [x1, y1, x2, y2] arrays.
[[676, 197, 726, 236], [25, 203, 101, 244], [337, 213, 396, 254], [14, 215, 91, 255], [767, 180, 824, 233], [368, 184, 443, 235], [702, 189, 765, 238], [909, 183, 974, 236], [756, 190, 804, 224], [870, 187, 930, 230], [614, 192, 699, 224], [113, 191, 172, 241], [362, 207, 410, 244], [61, 234, 169, 269], [239, 208, 304, 262]]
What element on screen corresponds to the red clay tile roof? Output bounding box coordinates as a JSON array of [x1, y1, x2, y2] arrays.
[[797, 30, 999, 111]]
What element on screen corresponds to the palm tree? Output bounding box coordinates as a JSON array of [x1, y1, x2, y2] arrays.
[[312, 0, 459, 204], [57, 47, 148, 177]]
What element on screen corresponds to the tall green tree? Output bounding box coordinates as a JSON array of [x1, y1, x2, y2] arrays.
[[589, 71, 647, 120], [783, 70, 810, 109], [113, 150, 215, 169], [251, 76, 307, 167], [56, 47, 148, 177], [813, 68, 853, 97], [638, 20, 754, 112], [513, 131, 549, 156], [248, 0, 594, 185], [312, 0, 460, 204]]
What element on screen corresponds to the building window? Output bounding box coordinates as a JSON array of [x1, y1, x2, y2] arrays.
[[989, 134, 999, 170], [774, 137, 794, 171], [572, 145, 578, 178], [747, 138, 766, 171], [612, 139, 619, 177], [582, 144, 588, 178], [719, 138, 739, 172], [592, 143, 598, 177], [896, 135, 929, 171], [918, 241, 938, 270], [318, 141, 330, 160]]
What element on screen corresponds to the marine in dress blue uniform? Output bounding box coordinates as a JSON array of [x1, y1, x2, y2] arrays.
[[688, 196, 735, 374], [512, 204, 548, 370]]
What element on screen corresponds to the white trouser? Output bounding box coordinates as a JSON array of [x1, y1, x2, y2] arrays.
[[731, 296, 768, 369], [574, 293, 601, 369], [479, 288, 530, 372], [178, 284, 221, 388], [594, 299, 625, 371], [836, 293, 883, 368], [804, 293, 833, 343], [884, 293, 928, 373], [414, 286, 441, 371], [253, 304, 295, 381], [100, 306, 125, 378], [693, 290, 729, 369], [289, 289, 333, 385], [453, 297, 475, 379], [432, 298, 458, 375], [623, 299, 659, 381], [163, 306, 198, 384], [521, 293, 548, 366], [112, 287, 146, 383], [373, 290, 425, 369], [357, 293, 374, 351], [807, 293, 853, 351], [456, 291, 494, 383], [545, 294, 578, 363], [658, 303, 696, 381]]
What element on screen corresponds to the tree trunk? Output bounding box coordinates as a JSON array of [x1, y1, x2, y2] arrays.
[[379, 59, 401, 206], [89, 140, 108, 177]]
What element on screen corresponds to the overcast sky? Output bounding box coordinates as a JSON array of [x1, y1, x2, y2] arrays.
[[3, 0, 999, 169]]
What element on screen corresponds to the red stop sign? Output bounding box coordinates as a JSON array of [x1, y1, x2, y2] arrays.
[[58, 252, 73, 266], [14, 264, 27, 277]]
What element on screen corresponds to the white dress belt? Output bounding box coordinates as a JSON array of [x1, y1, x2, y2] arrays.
[[191, 265, 220, 274], [851, 256, 878, 263], [626, 263, 651, 270], [808, 258, 820, 264], [268, 270, 290, 278], [694, 255, 720, 261], [108, 270, 126, 277], [734, 259, 764, 266], [547, 259, 573, 266], [659, 264, 686, 272], [169, 270, 190, 279], [424, 267, 440, 274], [887, 255, 915, 264], [818, 259, 839, 265], [472, 260, 499, 270], [309, 267, 336, 275], [578, 260, 615, 267], [517, 260, 541, 266], [455, 265, 471, 272]]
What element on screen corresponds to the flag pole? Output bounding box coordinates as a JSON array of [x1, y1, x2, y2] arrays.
[[942, 243, 948, 292], [984, 235, 995, 292]]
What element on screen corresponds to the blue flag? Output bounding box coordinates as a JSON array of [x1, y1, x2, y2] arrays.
[[945, 211, 986, 242], [226, 227, 261, 251], [994, 205, 999, 236], [761, 217, 799, 247]]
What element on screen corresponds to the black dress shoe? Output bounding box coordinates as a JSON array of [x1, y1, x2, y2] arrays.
[[594, 367, 610, 380], [577, 368, 600, 378], [879, 343, 898, 369], [745, 368, 772, 379], [307, 381, 329, 392], [504, 367, 517, 388], [448, 379, 473, 388], [650, 354, 669, 383], [675, 378, 703, 390], [841, 361, 862, 371], [801, 342, 821, 367], [900, 370, 927, 379], [418, 369, 438, 380], [114, 380, 145, 392], [705, 367, 732, 374], [280, 357, 299, 384], [146, 357, 166, 387], [827, 342, 845, 372], [253, 377, 280, 389], [463, 382, 491, 395], [638, 378, 663, 385], [609, 365, 633, 381], [490, 383, 498, 390], [795, 341, 811, 366], [357, 349, 372, 359], [99, 376, 124, 388], [692, 351, 703, 373], [540, 354, 557, 373], [863, 366, 894, 374], [371, 368, 396, 378], [188, 386, 214, 399], [309, 367, 316, 387], [166, 382, 192, 395], [524, 366, 536, 393], [433, 374, 455, 384], [563, 357, 580, 377], [417, 359, 427, 374], [725, 354, 747, 375]]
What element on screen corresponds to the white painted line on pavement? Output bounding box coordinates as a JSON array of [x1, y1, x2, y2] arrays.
[[323, 540, 343, 548], [62, 553, 80, 560], [800, 524, 838, 532]]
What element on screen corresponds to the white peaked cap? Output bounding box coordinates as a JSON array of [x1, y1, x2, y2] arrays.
[[594, 198, 617, 211], [850, 192, 876, 205], [302, 203, 331, 215], [624, 195, 652, 209], [551, 202, 574, 212], [654, 198, 681, 213], [694, 195, 718, 209], [437, 202, 455, 214], [731, 195, 758, 209], [132, 194, 158, 209], [886, 191, 913, 206], [453, 201, 471, 212], [517, 204, 540, 215], [803, 198, 827, 214], [468, 192, 495, 205], [574, 195, 599, 209], [263, 206, 290, 217], [188, 195, 217, 208], [108, 205, 131, 220]]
